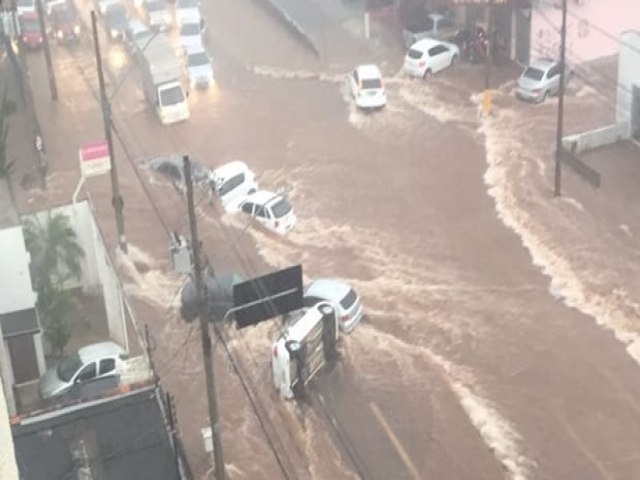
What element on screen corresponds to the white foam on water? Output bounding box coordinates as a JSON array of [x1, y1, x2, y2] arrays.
[[478, 87, 640, 366], [398, 85, 474, 124], [250, 66, 343, 83]]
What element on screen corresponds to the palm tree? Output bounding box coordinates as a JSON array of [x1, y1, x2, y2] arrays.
[[23, 213, 85, 356]]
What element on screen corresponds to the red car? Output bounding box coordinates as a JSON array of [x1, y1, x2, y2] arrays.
[[19, 11, 43, 49], [51, 3, 81, 45]]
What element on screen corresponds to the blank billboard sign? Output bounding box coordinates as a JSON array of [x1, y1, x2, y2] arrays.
[[233, 265, 303, 328]]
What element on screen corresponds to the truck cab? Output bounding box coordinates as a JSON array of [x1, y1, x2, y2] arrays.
[[19, 11, 43, 49], [272, 302, 338, 400]]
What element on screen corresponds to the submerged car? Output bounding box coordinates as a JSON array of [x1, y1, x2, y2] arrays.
[[239, 190, 296, 235], [403, 38, 459, 78], [185, 47, 213, 88], [516, 58, 572, 103], [348, 64, 386, 110], [209, 161, 256, 212], [104, 3, 128, 40], [38, 342, 128, 400], [50, 3, 81, 45], [178, 20, 204, 54], [304, 278, 364, 333]]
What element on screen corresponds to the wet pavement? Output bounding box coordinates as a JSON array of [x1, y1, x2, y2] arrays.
[[10, 0, 640, 479]]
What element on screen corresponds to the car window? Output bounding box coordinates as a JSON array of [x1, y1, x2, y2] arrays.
[[145, 0, 165, 11], [241, 202, 253, 214], [547, 65, 560, 78], [99, 358, 116, 375], [57, 352, 83, 382], [178, 0, 197, 8], [188, 51, 209, 67], [523, 67, 544, 81], [159, 85, 185, 106], [181, 23, 200, 35], [352, 70, 358, 83], [361, 78, 381, 89], [407, 48, 423, 60], [255, 205, 267, 218], [340, 289, 358, 309], [428, 45, 446, 56], [218, 173, 245, 196], [270, 198, 292, 218], [303, 296, 323, 308], [76, 362, 97, 383]]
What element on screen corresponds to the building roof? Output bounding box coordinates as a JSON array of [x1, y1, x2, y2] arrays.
[[12, 386, 180, 480], [0, 226, 36, 316]]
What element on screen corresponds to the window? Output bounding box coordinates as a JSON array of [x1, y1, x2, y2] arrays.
[[218, 173, 245, 196], [255, 205, 267, 218], [75, 363, 97, 383], [57, 352, 83, 382], [361, 78, 382, 89], [428, 45, 446, 56], [241, 202, 253, 214], [270, 198, 292, 218], [523, 67, 544, 81], [99, 358, 116, 375], [547, 65, 560, 78], [407, 48, 423, 60], [340, 289, 358, 309]]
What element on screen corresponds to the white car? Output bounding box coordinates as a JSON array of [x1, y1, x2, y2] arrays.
[[95, 0, 119, 15], [348, 64, 386, 110], [16, 0, 36, 16], [175, 0, 200, 26], [209, 161, 256, 212], [304, 278, 364, 333], [239, 190, 296, 235], [143, 0, 171, 31], [44, 0, 65, 15], [185, 48, 213, 88], [178, 21, 203, 54], [403, 38, 459, 78], [38, 342, 128, 400]]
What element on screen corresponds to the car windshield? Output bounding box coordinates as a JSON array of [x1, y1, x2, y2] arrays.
[[20, 19, 40, 32], [181, 23, 200, 35], [146, 0, 165, 12], [270, 198, 292, 218], [178, 0, 197, 8], [57, 352, 83, 382], [407, 48, 423, 60], [340, 289, 358, 309], [17, 0, 34, 6], [523, 67, 545, 81], [362, 78, 381, 89], [188, 52, 209, 67], [107, 7, 127, 25], [160, 85, 185, 106]]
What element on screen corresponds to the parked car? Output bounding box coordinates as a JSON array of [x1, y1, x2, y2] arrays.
[[18, 11, 43, 49], [515, 58, 572, 103], [16, 0, 36, 16], [185, 47, 213, 89], [50, 3, 81, 45], [178, 20, 203, 53], [174, 0, 200, 26], [104, 3, 128, 41], [44, 0, 65, 15], [403, 38, 459, 78], [38, 342, 129, 400], [239, 190, 296, 235], [304, 278, 364, 333], [209, 161, 256, 212], [143, 0, 171, 31], [348, 64, 386, 110], [124, 19, 152, 56], [95, 0, 119, 15]]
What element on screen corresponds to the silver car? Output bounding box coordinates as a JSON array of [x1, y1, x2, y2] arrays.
[[304, 279, 364, 333], [38, 342, 128, 399], [516, 58, 572, 103]]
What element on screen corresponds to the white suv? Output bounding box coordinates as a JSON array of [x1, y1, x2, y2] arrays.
[[239, 190, 296, 235], [209, 161, 256, 212], [348, 64, 387, 110]]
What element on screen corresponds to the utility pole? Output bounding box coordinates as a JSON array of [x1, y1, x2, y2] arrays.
[[183, 155, 226, 480], [482, 0, 494, 115], [35, 0, 57, 101], [554, 0, 568, 197], [91, 11, 127, 253]]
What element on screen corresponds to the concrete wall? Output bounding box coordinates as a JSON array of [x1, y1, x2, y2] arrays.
[[616, 30, 640, 125], [563, 122, 630, 155], [0, 376, 18, 480], [0, 338, 16, 416], [531, 0, 640, 64]]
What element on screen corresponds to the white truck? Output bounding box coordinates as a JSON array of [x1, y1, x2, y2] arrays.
[[138, 33, 189, 125], [272, 302, 339, 399]]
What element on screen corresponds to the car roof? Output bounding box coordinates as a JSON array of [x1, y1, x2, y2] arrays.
[[212, 161, 250, 180], [305, 278, 352, 301], [245, 190, 282, 206], [78, 342, 125, 362], [410, 38, 442, 51], [528, 58, 556, 70], [356, 64, 382, 79], [128, 19, 148, 31]]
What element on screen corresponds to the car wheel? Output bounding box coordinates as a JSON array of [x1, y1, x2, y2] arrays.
[[450, 54, 458, 67], [422, 68, 432, 79]]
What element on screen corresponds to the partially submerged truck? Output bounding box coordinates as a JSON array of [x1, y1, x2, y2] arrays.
[[138, 33, 190, 125], [272, 302, 338, 399]]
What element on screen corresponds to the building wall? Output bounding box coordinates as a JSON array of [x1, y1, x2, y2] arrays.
[[0, 376, 18, 480], [616, 31, 640, 129], [531, 0, 640, 64]]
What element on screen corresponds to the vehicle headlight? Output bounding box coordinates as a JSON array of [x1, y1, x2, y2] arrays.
[[73, 25, 80, 34], [110, 29, 119, 38], [56, 30, 63, 39]]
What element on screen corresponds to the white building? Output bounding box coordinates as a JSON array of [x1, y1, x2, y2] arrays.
[[616, 30, 640, 141], [0, 376, 18, 480]]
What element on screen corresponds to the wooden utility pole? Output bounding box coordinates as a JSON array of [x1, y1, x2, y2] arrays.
[[554, 0, 568, 197], [91, 11, 127, 253], [183, 155, 226, 480], [34, 0, 57, 101]]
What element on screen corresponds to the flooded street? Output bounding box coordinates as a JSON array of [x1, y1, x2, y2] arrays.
[[19, 0, 640, 478]]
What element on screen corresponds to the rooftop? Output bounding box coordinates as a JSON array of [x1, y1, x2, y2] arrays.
[[0, 225, 36, 315]]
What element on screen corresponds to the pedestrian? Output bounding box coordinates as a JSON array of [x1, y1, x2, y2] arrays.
[[35, 129, 48, 189]]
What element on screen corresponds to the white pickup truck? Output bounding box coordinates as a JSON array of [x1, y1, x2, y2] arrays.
[[271, 302, 339, 399]]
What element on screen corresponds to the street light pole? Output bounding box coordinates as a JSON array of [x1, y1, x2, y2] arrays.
[[183, 155, 226, 480], [91, 10, 127, 253], [35, 0, 58, 101], [554, 0, 568, 197]]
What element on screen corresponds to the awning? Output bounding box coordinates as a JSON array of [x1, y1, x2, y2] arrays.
[[0, 309, 40, 338]]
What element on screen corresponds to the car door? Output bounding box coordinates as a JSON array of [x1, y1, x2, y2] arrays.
[[432, 45, 449, 72], [73, 361, 97, 387], [254, 204, 269, 228], [547, 65, 560, 94], [98, 358, 117, 379]]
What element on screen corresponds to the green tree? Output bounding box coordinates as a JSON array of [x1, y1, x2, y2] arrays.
[[0, 89, 16, 179], [23, 213, 85, 357]]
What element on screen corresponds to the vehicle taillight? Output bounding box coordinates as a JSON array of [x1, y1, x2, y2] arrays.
[[341, 314, 350, 322]]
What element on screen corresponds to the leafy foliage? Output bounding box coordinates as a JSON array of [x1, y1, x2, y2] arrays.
[[0, 89, 15, 178]]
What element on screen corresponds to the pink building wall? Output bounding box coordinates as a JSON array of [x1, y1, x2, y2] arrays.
[[530, 0, 640, 64]]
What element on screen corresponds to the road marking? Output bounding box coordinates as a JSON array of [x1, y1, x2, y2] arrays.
[[370, 402, 422, 480]]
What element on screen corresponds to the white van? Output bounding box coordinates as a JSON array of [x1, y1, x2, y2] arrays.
[[272, 303, 338, 399]]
